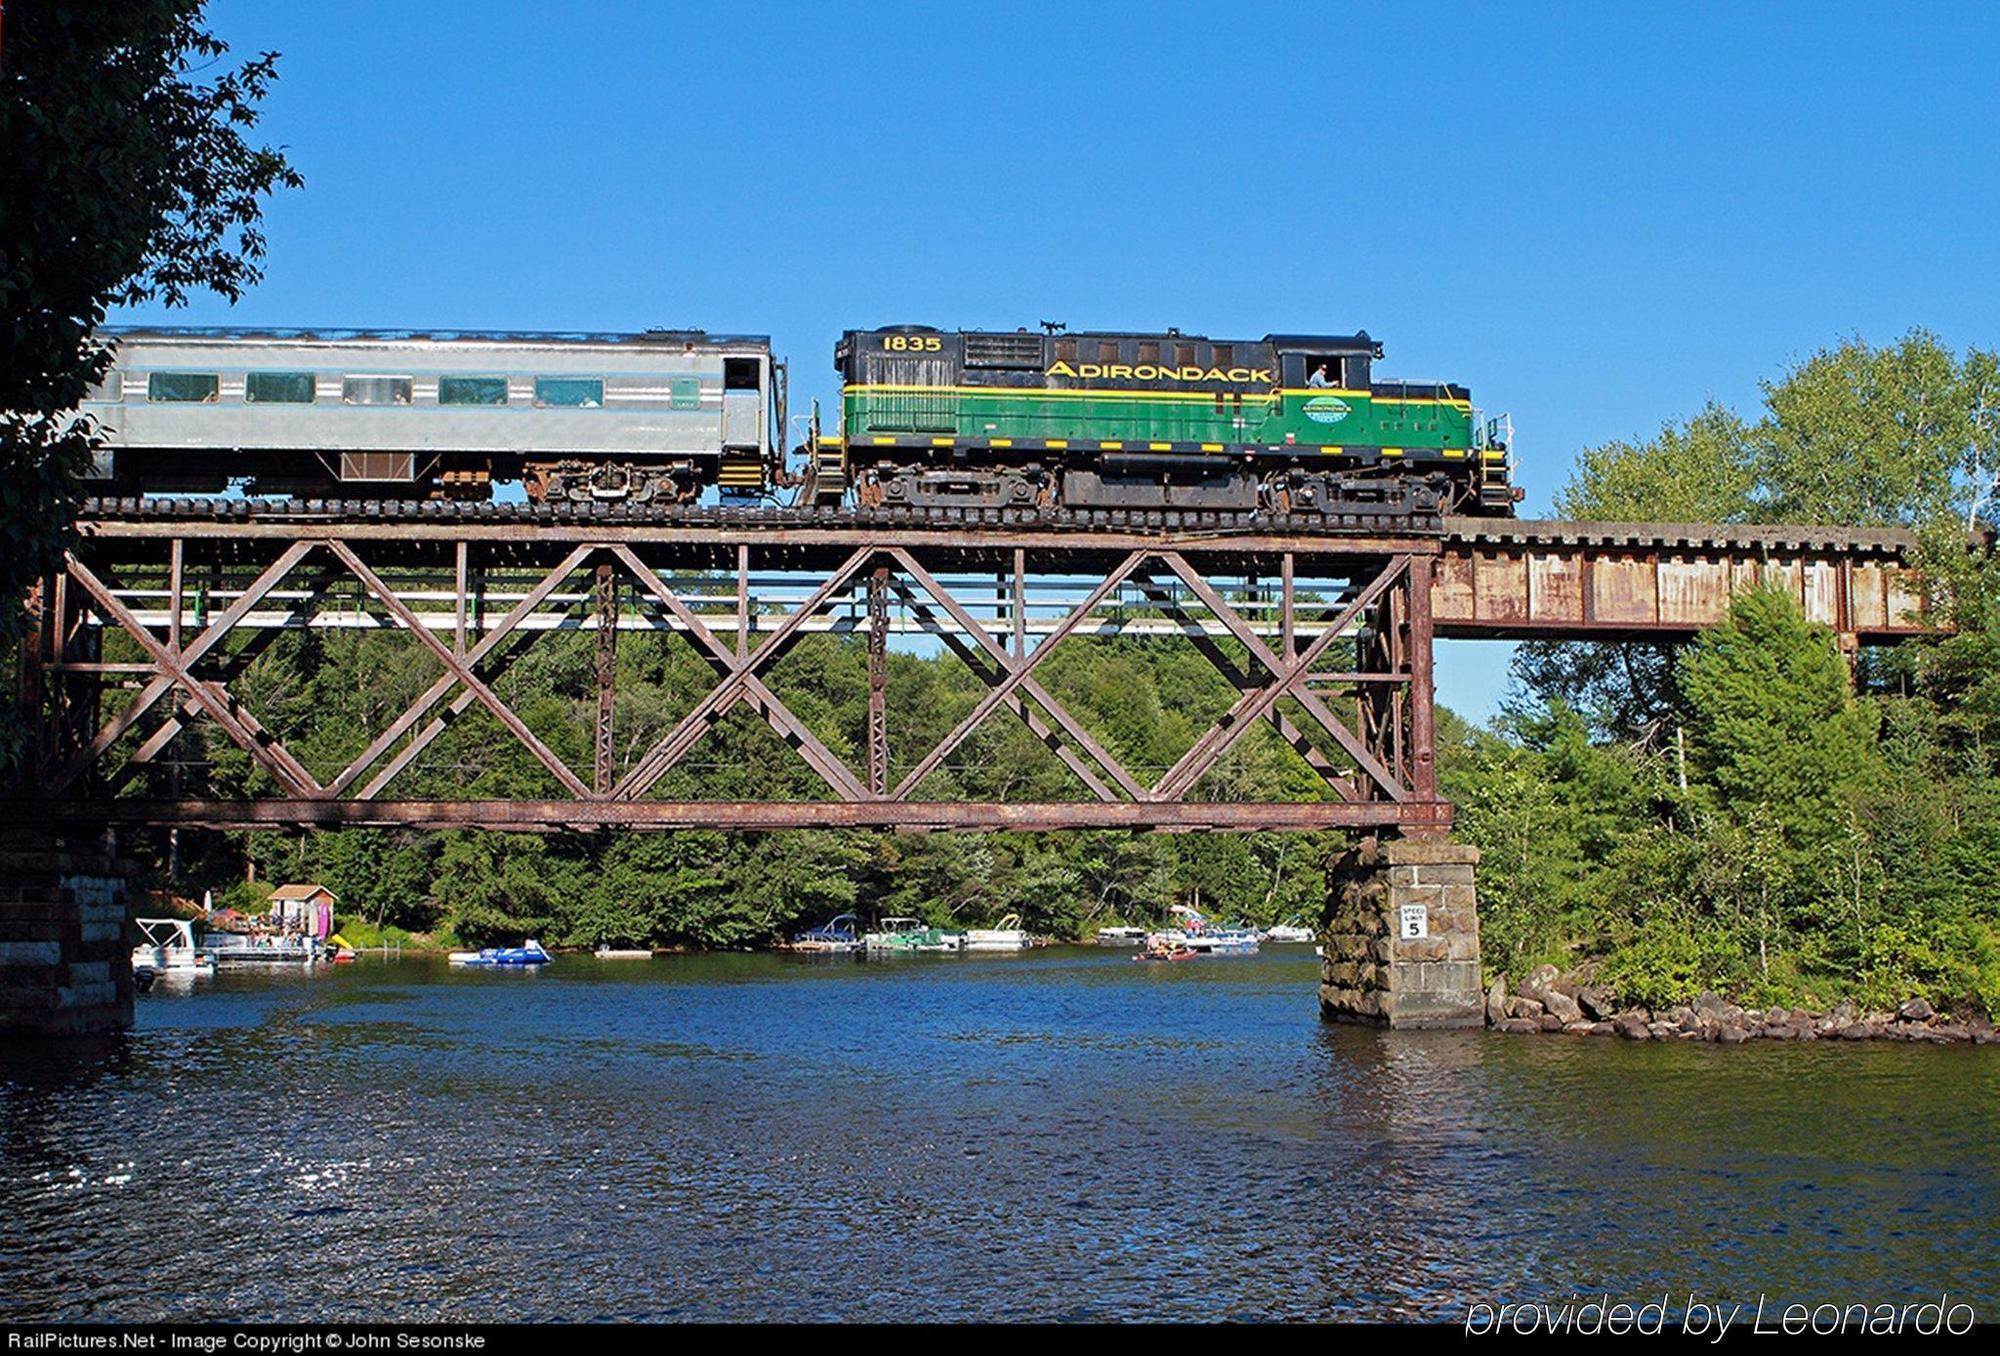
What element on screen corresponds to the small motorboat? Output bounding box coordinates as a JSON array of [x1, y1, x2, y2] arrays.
[[593, 946, 654, 959], [1260, 921, 1316, 945], [1094, 925, 1148, 947], [449, 939, 552, 967], [1134, 942, 1197, 963]]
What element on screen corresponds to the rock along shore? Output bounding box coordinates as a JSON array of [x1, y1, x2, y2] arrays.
[[1484, 964, 2000, 1044]]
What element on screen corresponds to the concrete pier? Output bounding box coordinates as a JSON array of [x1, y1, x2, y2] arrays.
[[1319, 836, 1483, 1029], [0, 832, 136, 1037]]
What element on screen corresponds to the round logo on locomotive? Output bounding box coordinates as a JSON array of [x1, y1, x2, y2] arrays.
[[1303, 396, 1350, 425]]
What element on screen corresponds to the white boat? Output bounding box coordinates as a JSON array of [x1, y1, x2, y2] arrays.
[[1151, 906, 1259, 955], [1094, 926, 1149, 947], [863, 917, 966, 953], [1188, 927, 1260, 955], [963, 913, 1032, 952], [131, 918, 216, 978], [593, 946, 653, 959], [1260, 921, 1316, 944]]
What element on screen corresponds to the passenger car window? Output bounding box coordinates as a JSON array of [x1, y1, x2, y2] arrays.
[[439, 376, 509, 406], [148, 372, 220, 403], [342, 376, 413, 406], [669, 379, 702, 410], [245, 372, 316, 404], [89, 373, 124, 402], [534, 377, 603, 408]]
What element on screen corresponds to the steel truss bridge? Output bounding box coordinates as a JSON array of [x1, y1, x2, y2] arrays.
[[1, 501, 1929, 836]]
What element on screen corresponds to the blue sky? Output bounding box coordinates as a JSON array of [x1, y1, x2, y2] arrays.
[[122, 0, 2000, 721]]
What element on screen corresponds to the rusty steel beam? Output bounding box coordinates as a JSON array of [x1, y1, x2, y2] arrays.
[[866, 565, 890, 796], [593, 561, 618, 794], [8, 797, 1455, 834], [334, 544, 597, 798], [1433, 519, 1929, 641], [1149, 554, 1413, 802]]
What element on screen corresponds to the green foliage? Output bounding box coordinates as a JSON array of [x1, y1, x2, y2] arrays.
[[1459, 331, 2000, 1017], [1679, 587, 1880, 853], [1556, 403, 1759, 524], [1, 1, 301, 764]]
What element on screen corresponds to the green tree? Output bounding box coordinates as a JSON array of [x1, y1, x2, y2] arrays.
[[1, 2, 300, 757], [1555, 403, 1759, 524], [1755, 330, 1997, 529], [1680, 587, 1879, 853]]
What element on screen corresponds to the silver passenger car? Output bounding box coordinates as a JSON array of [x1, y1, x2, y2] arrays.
[[83, 328, 784, 502]]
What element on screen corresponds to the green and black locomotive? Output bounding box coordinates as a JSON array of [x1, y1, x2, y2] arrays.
[[814, 325, 1516, 517]]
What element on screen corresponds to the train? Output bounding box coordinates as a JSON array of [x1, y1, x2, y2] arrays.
[[80, 323, 1516, 517]]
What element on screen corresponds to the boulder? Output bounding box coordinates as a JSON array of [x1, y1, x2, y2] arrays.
[[1485, 975, 1509, 1027], [1504, 995, 1545, 1020], [1542, 989, 1585, 1024], [1537, 1013, 1566, 1032], [1587, 1022, 1615, 1036], [1562, 1021, 1596, 1035], [1831, 998, 1859, 1024], [1897, 997, 1935, 1023], [1496, 1018, 1539, 1035], [1664, 1005, 1696, 1027], [1523, 963, 1561, 993], [1577, 985, 1620, 1021], [1717, 1024, 1751, 1044], [1613, 1014, 1651, 1040], [1837, 1022, 1878, 1040], [1645, 1021, 1677, 1040], [1692, 991, 1744, 1024]]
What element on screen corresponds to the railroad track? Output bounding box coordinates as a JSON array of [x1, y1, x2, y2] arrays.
[[78, 495, 1449, 537]]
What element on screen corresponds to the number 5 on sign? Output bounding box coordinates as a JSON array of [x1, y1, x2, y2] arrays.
[[1399, 904, 1428, 939]]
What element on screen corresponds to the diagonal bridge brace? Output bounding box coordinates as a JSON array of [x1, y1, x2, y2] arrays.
[[50, 541, 320, 795], [610, 545, 869, 802], [325, 541, 594, 799], [1148, 552, 1412, 802], [885, 551, 1142, 802], [887, 549, 1150, 802], [613, 547, 876, 801], [61, 553, 326, 799], [331, 544, 599, 799], [1127, 572, 1358, 800]]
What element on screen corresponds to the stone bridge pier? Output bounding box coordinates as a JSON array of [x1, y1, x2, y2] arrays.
[[1319, 836, 1483, 1029], [0, 830, 137, 1037]]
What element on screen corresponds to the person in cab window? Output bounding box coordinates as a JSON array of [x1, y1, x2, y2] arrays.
[[1307, 362, 1332, 388]]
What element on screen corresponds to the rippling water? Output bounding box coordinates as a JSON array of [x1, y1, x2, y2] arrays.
[[3, 948, 1998, 1322]]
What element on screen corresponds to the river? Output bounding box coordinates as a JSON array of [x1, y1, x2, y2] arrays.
[[2, 948, 1997, 1322]]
